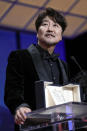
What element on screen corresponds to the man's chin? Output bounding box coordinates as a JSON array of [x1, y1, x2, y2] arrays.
[[44, 42, 57, 46]]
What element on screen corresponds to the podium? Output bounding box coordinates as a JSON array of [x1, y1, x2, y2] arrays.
[[20, 102, 87, 131]]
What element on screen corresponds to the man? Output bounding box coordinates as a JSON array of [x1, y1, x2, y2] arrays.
[[4, 7, 69, 130]]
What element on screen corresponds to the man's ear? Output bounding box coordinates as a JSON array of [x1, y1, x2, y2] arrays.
[[37, 33, 38, 38], [60, 33, 62, 41], [61, 35, 62, 41]]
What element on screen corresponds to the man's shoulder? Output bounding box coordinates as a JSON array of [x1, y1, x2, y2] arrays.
[[8, 49, 32, 61], [10, 49, 27, 54], [9, 49, 29, 56], [9, 44, 36, 56]]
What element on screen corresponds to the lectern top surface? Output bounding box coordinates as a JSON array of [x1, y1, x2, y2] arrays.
[[20, 102, 87, 131], [26, 102, 87, 121]]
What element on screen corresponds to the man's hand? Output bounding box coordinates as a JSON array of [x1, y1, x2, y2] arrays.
[[15, 107, 31, 125]]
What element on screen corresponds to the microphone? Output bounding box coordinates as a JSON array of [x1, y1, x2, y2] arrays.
[[70, 56, 85, 75], [70, 56, 87, 102]]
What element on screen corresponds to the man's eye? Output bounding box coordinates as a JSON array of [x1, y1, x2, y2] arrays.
[[42, 23, 48, 26], [54, 24, 58, 27]]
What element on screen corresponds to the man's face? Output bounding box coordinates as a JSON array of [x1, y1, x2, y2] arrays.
[[37, 16, 62, 46]]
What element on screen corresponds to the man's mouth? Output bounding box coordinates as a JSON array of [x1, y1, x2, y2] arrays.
[[45, 34, 55, 37]]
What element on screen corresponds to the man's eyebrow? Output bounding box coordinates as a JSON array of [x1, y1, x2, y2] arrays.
[[42, 20, 49, 23], [42, 19, 58, 24]]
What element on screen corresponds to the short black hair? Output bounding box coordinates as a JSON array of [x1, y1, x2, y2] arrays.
[[35, 8, 67, 33]]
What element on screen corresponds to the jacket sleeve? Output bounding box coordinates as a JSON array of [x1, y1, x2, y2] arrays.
[[4, 51, 29, 115]]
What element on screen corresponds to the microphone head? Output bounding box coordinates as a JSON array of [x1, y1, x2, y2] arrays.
[[70, 55, 82, 72], [70, 56, 76, 61]]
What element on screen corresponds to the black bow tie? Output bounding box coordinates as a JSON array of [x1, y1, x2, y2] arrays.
[[43, 53, 59, 61]]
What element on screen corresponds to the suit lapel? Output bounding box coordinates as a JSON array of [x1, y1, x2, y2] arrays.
[[27, 44, 51, 81], [58, 58, 68, 85]]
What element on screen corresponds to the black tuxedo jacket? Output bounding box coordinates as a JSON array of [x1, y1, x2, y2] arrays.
[[4, 44, 69, 114]]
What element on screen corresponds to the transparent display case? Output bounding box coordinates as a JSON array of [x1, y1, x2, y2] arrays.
[[20, 102, 87, 131]]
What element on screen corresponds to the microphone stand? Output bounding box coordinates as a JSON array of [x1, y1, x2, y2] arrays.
[[70, 56, 87, 102]]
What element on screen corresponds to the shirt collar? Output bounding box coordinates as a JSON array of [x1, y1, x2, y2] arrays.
[[36, 44, 59, 61]]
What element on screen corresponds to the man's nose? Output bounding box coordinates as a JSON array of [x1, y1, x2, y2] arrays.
[[47, 24, 53, 31]]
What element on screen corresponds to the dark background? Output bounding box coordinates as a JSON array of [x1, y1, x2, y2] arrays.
[[65, 32, 87, 80]]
